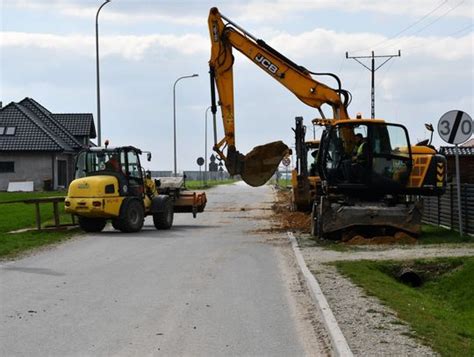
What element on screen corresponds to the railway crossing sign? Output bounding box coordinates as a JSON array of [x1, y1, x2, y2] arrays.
[[437, 110, 473, 145]]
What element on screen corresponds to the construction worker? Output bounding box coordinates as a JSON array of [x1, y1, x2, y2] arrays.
[[105, 154, 121, 172], [351, 134, 369, 182], [352, 133, 368, 167]]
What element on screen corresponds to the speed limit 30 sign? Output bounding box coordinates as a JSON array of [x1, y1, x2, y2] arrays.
[[437, 110, 473, 145]]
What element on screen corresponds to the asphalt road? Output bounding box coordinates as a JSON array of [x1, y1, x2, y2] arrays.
[[1, 182, 326, 356]]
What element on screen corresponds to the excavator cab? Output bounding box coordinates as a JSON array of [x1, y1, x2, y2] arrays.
[[318, 121, 413, 197]]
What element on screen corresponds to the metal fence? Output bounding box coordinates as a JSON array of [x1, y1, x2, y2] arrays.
[[422, 183, 474, 235]]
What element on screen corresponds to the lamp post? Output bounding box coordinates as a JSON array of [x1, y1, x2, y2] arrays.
[[173, 73, 199, 176], [205, 106, 211, 185], [95, 0, 111, 147]]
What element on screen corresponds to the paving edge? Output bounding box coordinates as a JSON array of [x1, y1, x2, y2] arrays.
[[287, 231, 353, 357]]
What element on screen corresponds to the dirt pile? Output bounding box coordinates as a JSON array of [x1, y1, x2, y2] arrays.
[[271, 190, 311, 233], [344, 231, 417, 245]]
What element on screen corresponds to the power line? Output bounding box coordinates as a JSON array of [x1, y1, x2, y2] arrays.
[[350, 0, 448, 53], [402, 23, 472, 51], [379, 0, 468, 51]]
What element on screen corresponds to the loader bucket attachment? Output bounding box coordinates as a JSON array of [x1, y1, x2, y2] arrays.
[[225, 141, 290, 187]]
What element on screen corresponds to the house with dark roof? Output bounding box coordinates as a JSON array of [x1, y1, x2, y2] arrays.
[[0, 98, 96, 191]]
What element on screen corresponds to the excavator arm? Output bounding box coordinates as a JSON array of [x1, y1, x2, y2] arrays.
[[208, 7, 350, 186]]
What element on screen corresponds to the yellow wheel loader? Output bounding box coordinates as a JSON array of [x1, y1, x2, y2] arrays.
[[65, 146, 206, 233]]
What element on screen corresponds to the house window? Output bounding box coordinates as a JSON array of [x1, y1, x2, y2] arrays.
[[0, 162, 14, 173], [0, 127, 16, 136], [5, 127, 16, 135]]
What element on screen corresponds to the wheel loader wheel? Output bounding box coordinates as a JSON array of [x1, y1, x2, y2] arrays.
[[119, 199, 144, 233], [78, 217, 106, 233], [153, 198, 174, 230]]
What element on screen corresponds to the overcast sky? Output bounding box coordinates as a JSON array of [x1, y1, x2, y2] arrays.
[[1, 0, 473, 172]]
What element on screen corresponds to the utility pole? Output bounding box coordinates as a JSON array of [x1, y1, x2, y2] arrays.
[[346, 50, 401, 119]]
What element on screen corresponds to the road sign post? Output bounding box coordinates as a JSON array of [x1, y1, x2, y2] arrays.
[[437, 110, 473, 236], [197, 157, 205, 186]]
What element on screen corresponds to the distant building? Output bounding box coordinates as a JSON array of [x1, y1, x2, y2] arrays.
[[0, 97, 96, 191], [439, 139, 474, 183]]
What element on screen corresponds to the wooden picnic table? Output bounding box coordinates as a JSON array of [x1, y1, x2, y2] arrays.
[[0, 196, 75, 231]]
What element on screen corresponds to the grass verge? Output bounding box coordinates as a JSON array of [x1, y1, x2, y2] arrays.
[[334, 257, 474, 356], [0, 191, 77, 259]]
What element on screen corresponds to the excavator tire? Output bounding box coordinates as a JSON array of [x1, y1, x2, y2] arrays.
[[119, 199, 144, 233], [153, 197, 174, 230], [78, 217, 107, 233]]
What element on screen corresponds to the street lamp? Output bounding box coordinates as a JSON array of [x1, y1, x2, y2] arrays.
[[205, 106, 211, 185], [173, 73, 199, 176], [95, 0, 111, 147]]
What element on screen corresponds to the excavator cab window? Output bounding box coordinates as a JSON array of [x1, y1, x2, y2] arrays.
[[320, 122, 412, 194]]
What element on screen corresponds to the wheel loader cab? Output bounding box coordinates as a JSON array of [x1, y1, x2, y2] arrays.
[[318, 121, 412, 197], [74, 147, 145, 197]]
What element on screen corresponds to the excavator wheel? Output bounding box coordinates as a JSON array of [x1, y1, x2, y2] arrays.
[[78, 217, 107, 233]]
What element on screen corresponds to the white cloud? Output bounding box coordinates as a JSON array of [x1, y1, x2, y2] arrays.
[[234, 0, 472, 22], [1, 32, 209, 60], [255, 29, 473, 62], [3, 29, 471, 63], [5, 0, 472, 25], [4, 0, 205, 25]]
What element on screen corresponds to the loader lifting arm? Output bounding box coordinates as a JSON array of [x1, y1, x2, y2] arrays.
[[208, 7, 351, 187]]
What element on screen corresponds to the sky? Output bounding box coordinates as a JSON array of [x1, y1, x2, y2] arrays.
[[1, 0, 473, 172]]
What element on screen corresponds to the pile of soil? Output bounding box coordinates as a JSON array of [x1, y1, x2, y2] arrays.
[[345, 231, 417, 245], [271, 189, 311, 233]]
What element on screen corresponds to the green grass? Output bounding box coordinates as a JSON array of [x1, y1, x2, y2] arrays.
[[185, 179, 238, 190], [334, 257, 474, 356], [0, 191, 77, 258], [418, 225, 473, 244]]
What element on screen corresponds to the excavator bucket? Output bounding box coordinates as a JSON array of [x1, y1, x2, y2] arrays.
[[225, 141, 291, 187]]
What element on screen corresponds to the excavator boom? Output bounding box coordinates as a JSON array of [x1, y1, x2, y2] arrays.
[[208, 7, 349, 186]]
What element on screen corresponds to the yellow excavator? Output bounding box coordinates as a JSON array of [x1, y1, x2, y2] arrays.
[[208, 7, 446, 238], [291, 116, 321, 212]]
